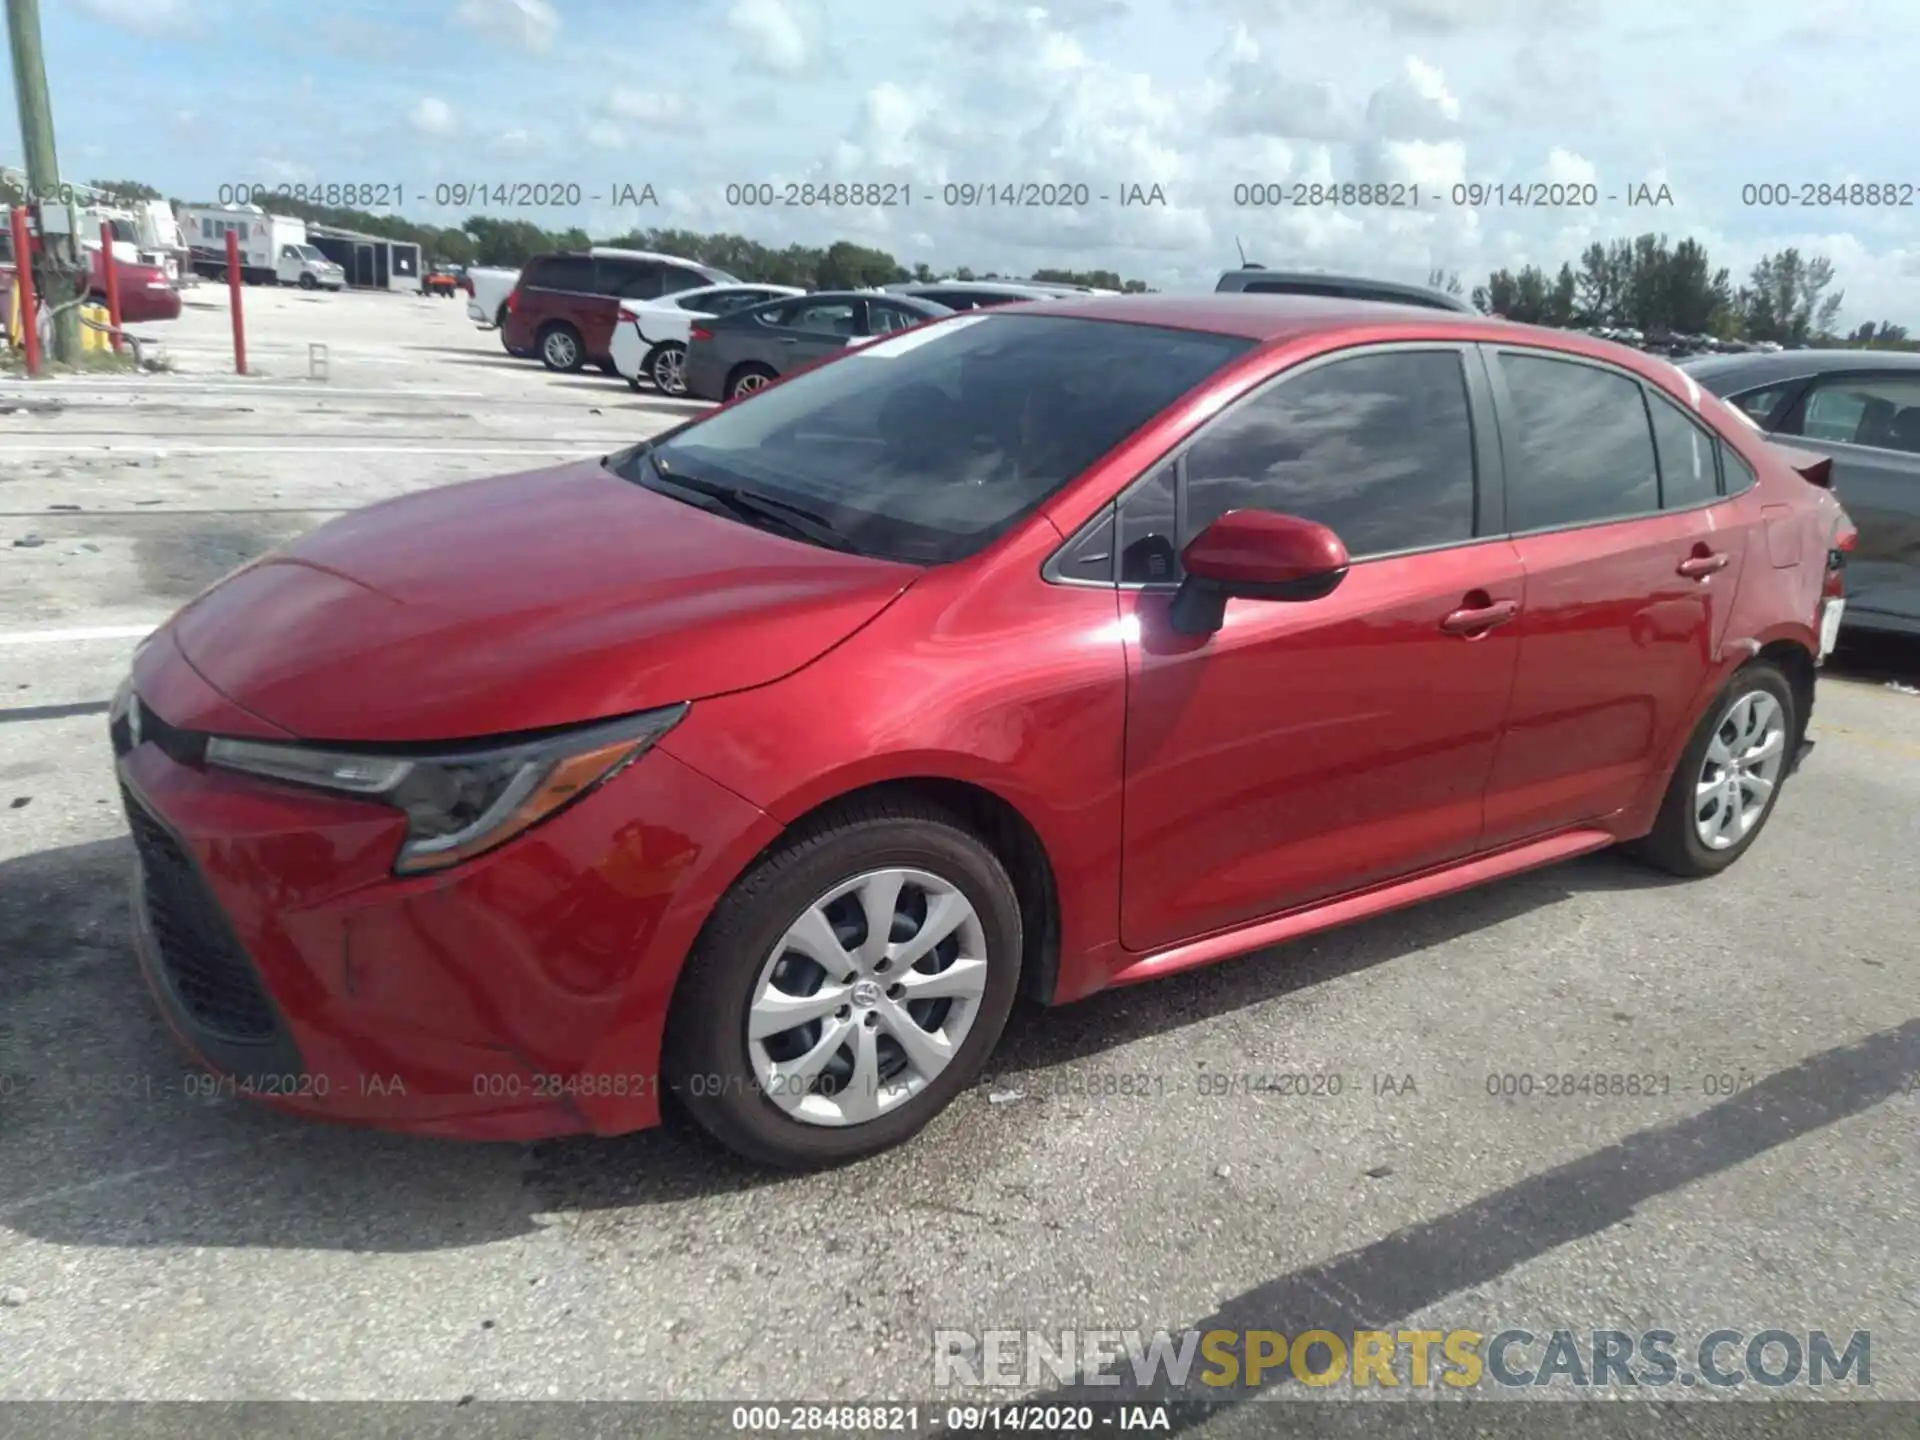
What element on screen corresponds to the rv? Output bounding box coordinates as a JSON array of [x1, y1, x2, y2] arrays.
[[178, 204, 345, 288]]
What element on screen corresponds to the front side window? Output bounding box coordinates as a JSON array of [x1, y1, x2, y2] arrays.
[[866, 302, 928, 335], [1497, 352, 1658, 530], [1182, 349, 1478, 559], [1647, 391, 1722, 508], [632, 314, 1253, 564], [786, 301, 859, 337], [1793, 374, 1920, 453]]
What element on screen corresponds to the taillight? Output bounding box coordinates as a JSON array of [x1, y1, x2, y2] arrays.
[[1825, 515, 1857, 598], [689, 326, 714, 342], [505, 289, 520, 314], [618, 304, 639, 322]]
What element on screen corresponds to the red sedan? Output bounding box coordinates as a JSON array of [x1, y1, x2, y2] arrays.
[[112, 295, 1853, 1168], [89, 246, 182, 324]]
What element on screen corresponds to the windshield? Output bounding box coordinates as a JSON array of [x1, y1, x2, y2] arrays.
[[628, 314, 1253, 564], [109, 219, 136, 243], [297, 245, 325, 260]]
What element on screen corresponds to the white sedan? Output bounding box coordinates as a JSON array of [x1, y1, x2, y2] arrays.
[[610, 283, 806, 394]]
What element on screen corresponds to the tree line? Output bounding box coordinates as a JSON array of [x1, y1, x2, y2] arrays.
[[1447, 236, 1913, 348], [93, 178, 1907, 344]]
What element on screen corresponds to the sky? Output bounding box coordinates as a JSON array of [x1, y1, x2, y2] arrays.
[[23, 0, 1920, 326]]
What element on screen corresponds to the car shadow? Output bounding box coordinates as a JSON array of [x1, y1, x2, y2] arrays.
[[1826, 629, 1920, 688], [0, 827, 1782, 1258]]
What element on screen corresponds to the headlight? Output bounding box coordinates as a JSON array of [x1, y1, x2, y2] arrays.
[[204, 704, 688, 875]]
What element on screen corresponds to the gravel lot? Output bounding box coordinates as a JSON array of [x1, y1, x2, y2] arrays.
[[0, 284, 1916, 1423]]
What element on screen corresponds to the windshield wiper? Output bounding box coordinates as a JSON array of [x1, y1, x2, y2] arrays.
[[646, 457, 856, 552]]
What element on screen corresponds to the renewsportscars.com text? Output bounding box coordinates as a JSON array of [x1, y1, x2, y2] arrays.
[[933, 1327, 1872, 1391]]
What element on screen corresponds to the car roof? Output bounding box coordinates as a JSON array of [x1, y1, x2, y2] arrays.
[[890, 280, 1080, 296], [1004, 292, 1514, 341], [1681, 348, 1920, 390], [1215, 267, 1477, 313]]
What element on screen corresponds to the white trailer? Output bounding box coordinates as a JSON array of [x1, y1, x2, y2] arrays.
[[179, 204, 344, 288]]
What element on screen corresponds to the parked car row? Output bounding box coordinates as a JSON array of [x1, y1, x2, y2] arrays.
[[0, 217, 184, 326]]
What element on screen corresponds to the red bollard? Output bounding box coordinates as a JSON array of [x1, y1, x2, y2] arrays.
[[100, 222, 124, 354], [226, 228, 247, 375], [10, 206, 40, 377]]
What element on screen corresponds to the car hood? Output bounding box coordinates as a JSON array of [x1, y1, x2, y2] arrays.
[[169, 460, 919, 743]]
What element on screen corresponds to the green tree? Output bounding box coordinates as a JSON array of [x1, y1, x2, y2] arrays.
[[88, 178, 163, 201], [1738, 248, 1845, 344]]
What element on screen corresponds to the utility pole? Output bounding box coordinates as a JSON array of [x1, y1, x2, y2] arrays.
[[6, 0, 78, 363]]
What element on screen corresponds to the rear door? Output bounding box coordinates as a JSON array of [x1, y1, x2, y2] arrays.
[[1770, 370, 1920, 629], [1480, 347, 1752, 845], [1117, 344, 1524, 950]]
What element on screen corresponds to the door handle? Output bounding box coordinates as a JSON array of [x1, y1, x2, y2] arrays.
[[1440, 599, 1519, 636], [779, 336, 799, 344], [1677, 552, 1729, 578]]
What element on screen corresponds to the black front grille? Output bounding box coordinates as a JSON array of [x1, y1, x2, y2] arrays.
[[122, 785, 279, 1040]]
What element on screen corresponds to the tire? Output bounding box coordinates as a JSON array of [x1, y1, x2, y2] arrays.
[[298, 273, 318, 290], [664, 797, 1023, 1170], [538, 323, 585, 372], [724, 363, 777, 401], [648, 342, 688, 396], [1630, 660, 1798, 878]]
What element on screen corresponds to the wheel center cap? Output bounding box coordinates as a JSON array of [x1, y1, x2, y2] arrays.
[[850, 979, 883, 1009]]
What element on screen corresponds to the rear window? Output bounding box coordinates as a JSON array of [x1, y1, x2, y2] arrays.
[[637, 314, 1254, 564], [523, 255, 595, 292]]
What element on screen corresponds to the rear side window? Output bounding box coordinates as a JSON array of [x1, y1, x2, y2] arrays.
[[1181, 349, 1478, 559], [1647, 392, 1721, 508], [524, 255, 595, 292], [660, 265, 711, 294], [1497, 353, 1658, 530]]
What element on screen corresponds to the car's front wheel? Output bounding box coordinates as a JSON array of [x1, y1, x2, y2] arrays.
[[665, 797, 1023, 1169], [724, 363, 776, 400], [1631, 660, 1798, 877]]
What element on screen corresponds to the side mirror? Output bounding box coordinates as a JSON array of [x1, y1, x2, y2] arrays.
[[1169, 509, 1350, 637]]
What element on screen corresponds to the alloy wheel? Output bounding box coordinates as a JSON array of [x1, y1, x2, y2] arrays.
[[732, 371, 769, 396], [544, 331, 579, 368], [746, 867, 989, 1127], [1694, 689, 1787, 850], [653, 346, 687, 395]]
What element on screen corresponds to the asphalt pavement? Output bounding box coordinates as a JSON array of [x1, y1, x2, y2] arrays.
[[0, 285, 1916, 1422]]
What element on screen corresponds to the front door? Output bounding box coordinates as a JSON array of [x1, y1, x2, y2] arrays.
[[1119, 345, 1523, 952], [1479, 348, 1748, 844], [769, 297, 862, 374]]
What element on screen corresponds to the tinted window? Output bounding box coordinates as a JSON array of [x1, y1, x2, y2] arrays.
[[637, 314, 1253, 564], [660, 265, 711, 294], [525, 255, 595, 292], [599, 258, 662, 299], [1647, 392, 1721, 508], [700, 289, 772, 315], [1794, 374, 1920, 453], [1182, 350, 1477, 559], [1497, 353, 1658, 530], [1727, 384, 1791, 427], [918, 291, 980, 310], [1244, 280, 1345, 297], [1118, 464, 1179, 583]]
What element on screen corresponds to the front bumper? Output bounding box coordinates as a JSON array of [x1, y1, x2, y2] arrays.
[[114, 652, 782, 1140]]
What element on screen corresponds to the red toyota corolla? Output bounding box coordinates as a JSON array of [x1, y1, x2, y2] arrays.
[[112, 295, 1854, 1168]]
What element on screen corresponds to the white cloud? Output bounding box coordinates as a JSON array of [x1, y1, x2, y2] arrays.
[[1363, 56, 1461, 139], [1541, 147, 1598, 186], [728, 0, 818, 74], [73, 0, 194, 36], [410, 97, 457, 137], [584, 120, 628, 151], [454, 0, 559, 52], [606, 88, 700, 135]]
